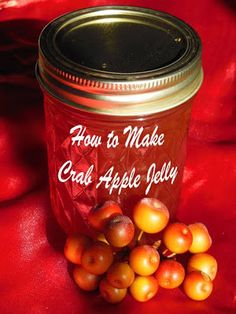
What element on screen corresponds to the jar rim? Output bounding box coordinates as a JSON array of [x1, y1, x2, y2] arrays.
[[37, 6, 203, 116]]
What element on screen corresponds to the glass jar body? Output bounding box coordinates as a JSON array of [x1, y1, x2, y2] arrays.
[[43, 92, 193, 235]]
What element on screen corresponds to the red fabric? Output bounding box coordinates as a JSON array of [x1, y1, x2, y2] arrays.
[[0, 0, 235, 313]]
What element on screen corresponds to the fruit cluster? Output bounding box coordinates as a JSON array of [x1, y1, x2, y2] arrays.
[[64, 198, 217, 303]]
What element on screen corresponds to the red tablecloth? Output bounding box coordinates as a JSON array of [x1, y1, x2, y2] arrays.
[[0, 1, 235, 313]]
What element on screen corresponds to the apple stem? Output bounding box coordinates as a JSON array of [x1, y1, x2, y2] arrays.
[[167, 252, 176, 258], [162, 248, 176, 258], [152, 240, 161, 250], [137, 230, 144, 242]]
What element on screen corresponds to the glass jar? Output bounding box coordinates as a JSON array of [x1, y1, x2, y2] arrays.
[[37, 6, 203, 235]]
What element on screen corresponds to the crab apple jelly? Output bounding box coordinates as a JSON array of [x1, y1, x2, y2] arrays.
[[37, 6, 203, 234]]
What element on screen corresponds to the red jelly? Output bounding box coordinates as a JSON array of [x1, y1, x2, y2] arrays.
[[37, 6, 203, 234]]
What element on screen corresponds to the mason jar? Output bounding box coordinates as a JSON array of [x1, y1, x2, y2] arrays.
[[36, 6, 203, 235]]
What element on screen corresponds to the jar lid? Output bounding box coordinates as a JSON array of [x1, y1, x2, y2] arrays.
[[37, 6, 203, 116]]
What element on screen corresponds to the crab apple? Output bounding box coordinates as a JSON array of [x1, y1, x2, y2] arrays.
[[187, 253, 218, 280], [129, 276, 158, 302], [104, 214, 134, 247], [64, 234, 92, 264], [129, 245, 160, 276], [81, 242, 113, 275], [88, 201, 122, 231], [107, 262, 135, 289], [183, 271, 213, 301], [99, 278, 127, 303], [154, 260, 185, 289], [163, 222, 193, 254], [73, 266, 101, 291], [133, 198, 169, 234], [188, 223, 212, 253]]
